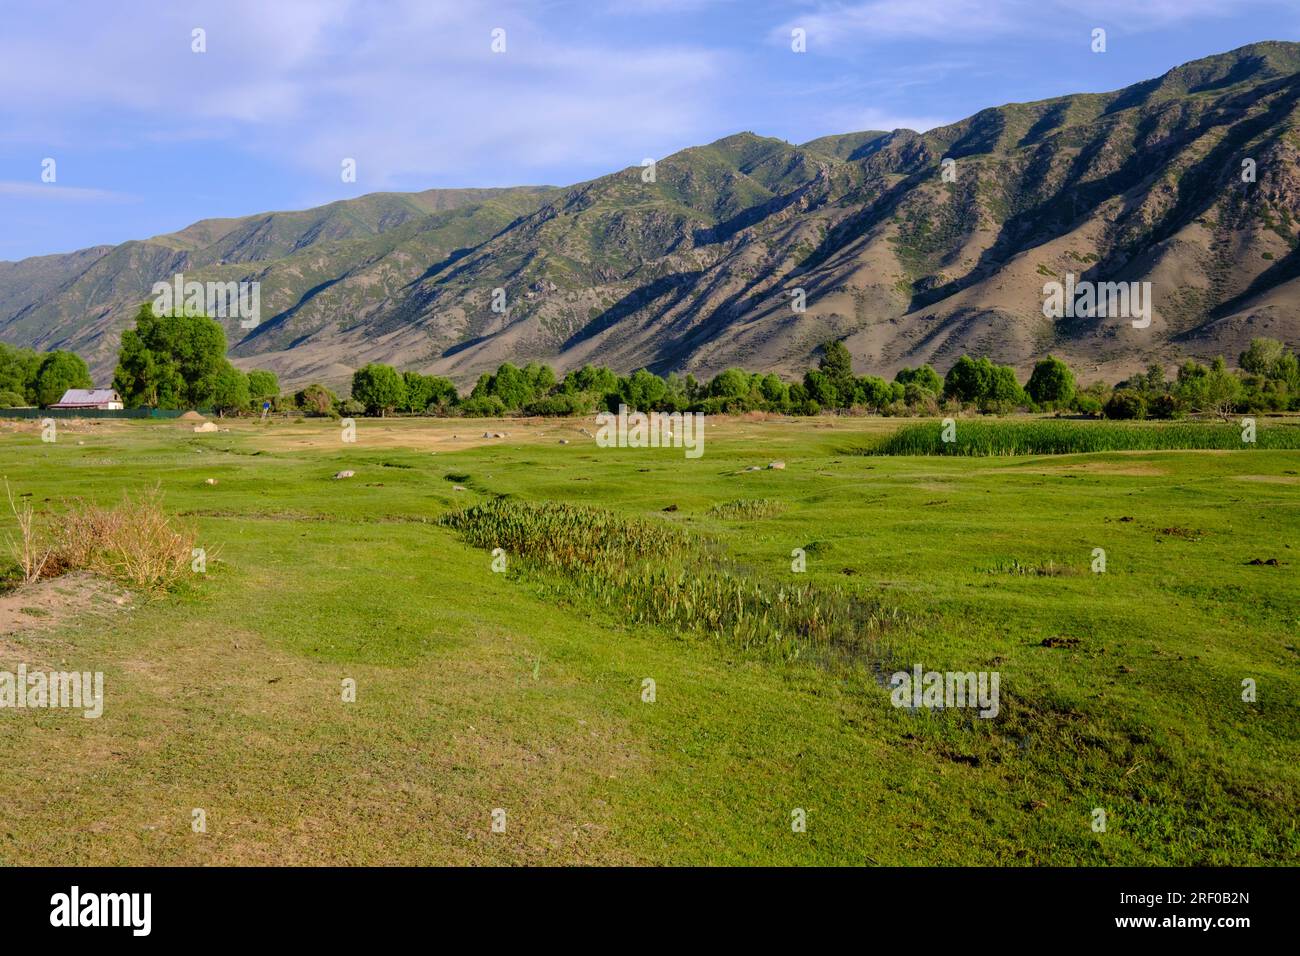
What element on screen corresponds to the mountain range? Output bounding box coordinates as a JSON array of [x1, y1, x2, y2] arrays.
[[3, 41, 1299, 391]]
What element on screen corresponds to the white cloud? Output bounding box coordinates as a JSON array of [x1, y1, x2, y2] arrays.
[[0, 0, 730, 187]]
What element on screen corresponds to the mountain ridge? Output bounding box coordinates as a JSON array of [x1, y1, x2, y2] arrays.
[[3, 41, 1298, 389]]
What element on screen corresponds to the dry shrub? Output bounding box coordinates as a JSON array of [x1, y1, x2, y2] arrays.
[[6, 484, 198, 592], [5, 481, 53, 584]]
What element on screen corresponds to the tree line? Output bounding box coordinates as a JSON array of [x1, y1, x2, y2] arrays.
[[2, 302, 1296, 421]]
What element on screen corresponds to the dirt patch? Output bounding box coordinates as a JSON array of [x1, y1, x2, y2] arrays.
[[0, 572, 132, 640], [1039, 635, 1081, 649], [995, 462, 1167, 477], [1233, 474, 1300, 485]]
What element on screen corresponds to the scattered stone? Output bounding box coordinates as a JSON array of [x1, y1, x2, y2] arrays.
[[1118, 516, 1134, 522], [453, 485, 467, 492], [333, 470, 355, 479], [662, 504, 678, 512], [1246, 557, 1280, 566], [204, 478, 218, 486], [482, 432, 494, 438], [768, 460, 786, 470], [558, 439, 569, 445]]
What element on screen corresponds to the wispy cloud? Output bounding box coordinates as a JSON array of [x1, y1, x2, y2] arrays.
[[772, 0, 1285, 48], [0, 182, 135, 202]]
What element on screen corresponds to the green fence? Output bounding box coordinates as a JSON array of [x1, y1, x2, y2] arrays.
[[0, 407, 209, 420]]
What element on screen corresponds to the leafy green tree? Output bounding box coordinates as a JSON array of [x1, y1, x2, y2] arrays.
[[295, 383, 337, 416], [802, 370, 839, 409], [758, 373, 789, 408], [402, 371, 435, 413], [857, 375, 894, 410], [943, 356, 993, 404], [210, 362, 250, 415], [398, 371, 459, 413], [709, 368, 752, 400], [819, 340, 858, 405], [1025, 356, 1076, 407], [894, 365, 942, 395], [1105, 388, 1147, 420], [561, 364, 619, 396], [247, 369, 280, 406], [113, 303, 227, 408], [985, 364, 1025, 407], [1204, 357, 1243, 419], [523, 362, 556, 395], [615, 369, 668, 412], [1239, 338, 1287, 378], [33, 350, 93, 407], [351, 363, 407, 416], [470, 363, 536, 411], [0, 344, 40, 404]]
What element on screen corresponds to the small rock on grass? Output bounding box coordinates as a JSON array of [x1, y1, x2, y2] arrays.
[[768, 460, 786, 470], [333, 470, 355, 479]]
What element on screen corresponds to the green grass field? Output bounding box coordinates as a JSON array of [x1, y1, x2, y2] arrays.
[[1, 414, 1297, 865]]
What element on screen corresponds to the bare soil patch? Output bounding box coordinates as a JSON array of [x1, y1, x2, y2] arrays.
[[0, 571, 132, 640]]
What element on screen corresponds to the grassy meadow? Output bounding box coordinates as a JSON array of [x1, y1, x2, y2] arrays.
[[0, 413, 1297, 865]]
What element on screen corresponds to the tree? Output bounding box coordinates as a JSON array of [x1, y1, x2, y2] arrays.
[[351, 363, 406, 416], [295, 383, 337, 416], [1104, 388, 1147, 420], [113, 302, 227, 408], [709, 368, 752, 400], [1175, 359, 1241, 416], [802, 369, 839, 409], [895, 365, 943, 395], [819, 340, 858, 405], [615, 369, 668, 412], [247, 370, 280, 406], [210, 362, 250, 416], [33, 350, 92, 407], [561, 364, 619, 396], [0, 344, 40, 404], [1025, 355, 1076, 407], [944, 356, 993, 404], [1239, 338, 1287, 378], [758, 373, 789, 408], [857, 375, 894, 410], [1204, 357, 1243, 419], [402, 371, 435, 413]]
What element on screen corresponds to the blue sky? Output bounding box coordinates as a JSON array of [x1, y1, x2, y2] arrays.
[[2, 0, 1297, 261]]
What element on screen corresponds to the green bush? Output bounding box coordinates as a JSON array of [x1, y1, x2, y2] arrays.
[[1104, 389, 1147, 420]]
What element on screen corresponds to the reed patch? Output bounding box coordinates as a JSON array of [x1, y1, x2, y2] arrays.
[[867, 420, 1300, 456], [440, 498, 908, 665]]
